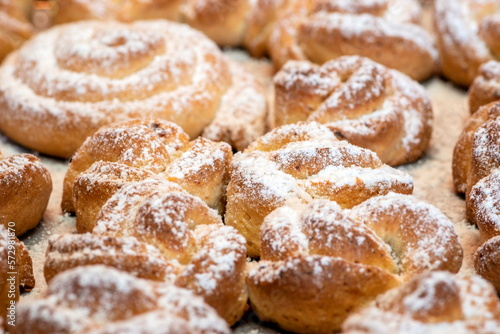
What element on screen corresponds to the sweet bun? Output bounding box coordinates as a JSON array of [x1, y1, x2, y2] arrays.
[[269, 0, 437, 81], [225, 121, 414, 257], [434, 0, 500, 86], [247, 194, 463, 333], [0, 0, 33, 62], [13, 265, 231, 334], [47, 178, 247, 325], [0, 152, 52, 235], [342, 271, 500, 334], [274, 56, 433, 166], [0, 225, 35, 331], [469, 60, 500, 113], [61, 119, 232, 223], [0, 20, 267, 157]]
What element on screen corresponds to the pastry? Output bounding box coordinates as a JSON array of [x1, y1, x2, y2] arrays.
[[342, 271, 500, 334], [469, 60, 500, 113], [0, 151, 52, 236], [225, 121, 414, 257], [0, 225, 35, 331], [269, 0, 437, 81], [61, 120, 232, 226], [0, 0, 33, 62], [434, 0, 500, 86], [247, 195, 463, 333], [0, 20, 268, 157], [47, 178, 247, 325], [13, 265, 231, 334], [274, 56, 433, 166]]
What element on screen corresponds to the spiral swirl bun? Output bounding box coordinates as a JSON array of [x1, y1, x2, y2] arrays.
[[434, 0, 500, 86], [274, 56, 433, 166], [0, 20, 267, 157]]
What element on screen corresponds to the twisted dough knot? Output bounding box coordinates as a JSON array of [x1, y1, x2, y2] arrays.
[[274, 56, 433, 166], [14, 266, 231, 334], [61, 119, 232, 230], [0, 20, 267, 157], [269, 0, 436, 80], [452, 101, 500, 292], [342, 271, 500, 334], [435, 0, 500, 86], [0, 225, 34, 332], [0, 152, 52, 236], [225, 121, 414, 257], [247, 195, 463, 334], [47, 178, 247, 325], [0, 0, 33, 62]]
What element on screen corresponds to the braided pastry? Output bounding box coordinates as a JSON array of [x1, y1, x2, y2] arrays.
[[0, 20, 267, 158], [0, 225, 35, 332], [469, 60, 500, 113], [269, 0, 437, 81], [274, 56, 433, 166], [0, 151, 52, 236], [247, 195, 463, 333], [47, 178, 247, 325], [0, 0, 32, 62], [61, 119, 232, 225], [13, 265, 230, 334], [225, 121, 414, 257], [434, 0, 500, 86], [342, 271, 500, 334]]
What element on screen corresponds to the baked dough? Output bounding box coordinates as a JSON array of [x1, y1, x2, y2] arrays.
[[13, 265, 231, 334], [0, 152, 52, 236], [342, 271, 500, 334], [0, 20, 267, 157], [274, 56, 433, 166], [469, 60, 500, 113], [269, 0, 437, 80], [47, 178, 247, 325], [0, 0, 33, 62], [434, 0, 500, 86], [225, 121, 414, 257], [61, 120, 232, 224], [0, 225, 34, 332], [247, 195, 463, 333]]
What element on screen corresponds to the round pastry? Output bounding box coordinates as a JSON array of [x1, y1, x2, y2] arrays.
[[61, 119, 232, 223], [0, 225, 35, 331], [269, 0, 437, 81], [53, 0, 184, 23], [469, 61, 500, 113], [0, 20, 268, 158], [247, 194, 463, 333], [0, 151, 52, 236], [274, 56, 433, 166], [434, 0, 500, 86], [13, 265, 231, 334], [342, 271, 500, 334], [47, 178, 247, 325], [225, 121, 414, 257], [475, 236, 500, 292], [0, 0, 33, 62], [468, 169, 500, 240]]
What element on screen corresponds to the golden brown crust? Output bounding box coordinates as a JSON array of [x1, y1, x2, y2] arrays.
[[475, 236, 500, 292], [342, 271, 500, 333], [0, 20, 267, 157], [469, 60, 500, 113], [274, 56, 433, 166], [434, 0, 500, 86], [14, 265, 231, 334], [0, 153, 52, 236], [269, 0, 436, 81], [0, 0, 32, 63], [248, 195, 462, 333], [49, 178, 248, 325], [225, 121, 414, 257], [0, 225, 35, 331], [62, 120, 232, 224]]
